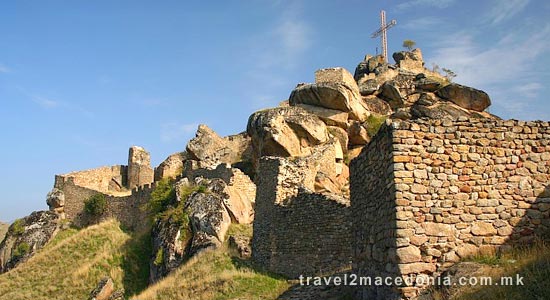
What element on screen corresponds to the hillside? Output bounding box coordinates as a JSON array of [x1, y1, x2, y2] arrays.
[[0, 220, 150, 300], [0, 221, 289, 300]]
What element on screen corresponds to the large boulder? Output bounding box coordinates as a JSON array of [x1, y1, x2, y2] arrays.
[[392, 49, 424, 72], [186, 125, 253, 169], [354, 55, 388, 80], [185, 164, 255, 224], [360, 95, 392, 115], [435, 83, 491, 112], [186, 178, 232, 255], [247, 106, 329, 160], [378, 81, 404, 109], [149, 208, 189, 283], [154, 152, 187, 181], [294, 104, 349, 129], [46, 188, 65, 215], [289, 82, 369, 122], [0, 211, 60, 273]]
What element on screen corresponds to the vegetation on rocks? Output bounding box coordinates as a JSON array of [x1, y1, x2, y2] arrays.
[[10, 219, 25, 235], [364, 114, 387, 137]]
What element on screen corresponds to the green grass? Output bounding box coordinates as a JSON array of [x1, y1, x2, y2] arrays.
[[10, 219, 25, 235], [135, 246, 290, 300], [0, 220, 150, 300], [364, 114, 387, 137]]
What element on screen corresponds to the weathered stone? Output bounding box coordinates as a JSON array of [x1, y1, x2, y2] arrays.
[[354, 55, 387, 80], [315, 67, 360, 95], [360, 95, 392, 115], [247, 107, 329, 166], [0, 211, 60, 273], [423, 222, 453, 237], [0, 222, 7, 244], [414, 76, 442, 92], [289, 82, 369, 122], [471, 222, 497, 236], [396, 245, 421, 263], [128, 146, 154, 189], [411, 102, 473, 120], [229, 235, 251, 258], [358, 79, 380, 96], [295, 104, 349, 129], [46, 188, 65, 211], [89, 277, 115, 300], [456, 243, 479, 258], [436, 83, 491, 112], [347, 121, 370, 145], [328, 126, 349, 154], [393, 49, 424, 72], [154, 152, 187, 181], [378, 81, 404, 109]]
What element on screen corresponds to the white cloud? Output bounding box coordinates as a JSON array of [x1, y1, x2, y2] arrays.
[[397, 0, 455, 10], [31, 95, 58, 108], [0, 64, 10, 73], [160, 122, 198, 143], [427, 24, 550, 119], [487, 0, 530, 25]]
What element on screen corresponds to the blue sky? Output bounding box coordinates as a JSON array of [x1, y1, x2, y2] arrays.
[[0, 0, 549, 222]]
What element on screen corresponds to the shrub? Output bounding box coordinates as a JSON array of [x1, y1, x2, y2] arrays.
[[148, 178, 176, 216], [365, 114, 388, 137], [12, 242, 30, 259], [11, 219, 25, 235], [84, 194, 107, 216]]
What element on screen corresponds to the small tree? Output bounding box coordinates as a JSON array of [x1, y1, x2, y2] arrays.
[[442, 68, 457, 82], [402, 39, 416, 51]]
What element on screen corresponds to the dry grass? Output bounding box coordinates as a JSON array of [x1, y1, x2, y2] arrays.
[[0, 220, 150, 300], [135, 245, 290, 300], [431, 239, 550, 300]]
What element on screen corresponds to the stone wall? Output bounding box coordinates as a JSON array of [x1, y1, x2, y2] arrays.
[[54, 176, 152, 231], [54, 165, 128, 194], [252, 156, 353, 278], [352, 117, 550, 299]]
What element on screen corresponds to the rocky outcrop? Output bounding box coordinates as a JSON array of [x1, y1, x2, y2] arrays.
[[186, 125, 253, 170], [154, 152, 187, 181], [46, 188, 65, 217], [247, 106, 329, 161], [0, 211, 60, 273], [0, 222, 7, 244], [89, 276, 124, 300], [436, 83, 491, 112]]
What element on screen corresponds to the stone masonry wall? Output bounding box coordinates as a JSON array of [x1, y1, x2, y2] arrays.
[[352, 117, 550, 299], [54, 176, 152, 232], [350, 121, 401, 299], [252, 156, 352, 278], [55, 165, 128, 194]]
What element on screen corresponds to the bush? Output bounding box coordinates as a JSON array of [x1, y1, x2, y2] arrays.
[[84, 194, 107, 216], [12, 242, 30, 259], [11, 219, 25, 235], [148, 178, 176, 216], [365, 114, 388, 137]]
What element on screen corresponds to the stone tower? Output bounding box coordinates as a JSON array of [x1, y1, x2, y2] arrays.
[[127, 146, 154, 189]]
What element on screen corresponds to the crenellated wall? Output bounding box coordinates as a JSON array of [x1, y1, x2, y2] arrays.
[[352, 117, 550, 299]]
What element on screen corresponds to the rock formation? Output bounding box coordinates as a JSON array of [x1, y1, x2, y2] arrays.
[[127, 146, 154, 190], [0, 222, 8, 244], [0, 211, 59, 273]]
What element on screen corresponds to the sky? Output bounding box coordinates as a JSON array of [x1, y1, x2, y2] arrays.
[[0, 0, 549, 222]]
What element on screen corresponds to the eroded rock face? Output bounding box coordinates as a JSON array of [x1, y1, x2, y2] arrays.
[[0, 211, 60, 273], [247, 106, 329, 162], [154, 152, 187, 181], [186, 178, 231, 255], [46, 188, 65, 216], [0, 222, 7, 244], [149, 211, 189, 283], [436, 83, 491, 112]]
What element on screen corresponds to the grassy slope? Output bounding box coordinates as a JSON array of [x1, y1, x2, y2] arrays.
[[135, 247, 289, 300], [135, 223, 289, 300], [430, 240, 550, 300], [0, 220, 150, 300]]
